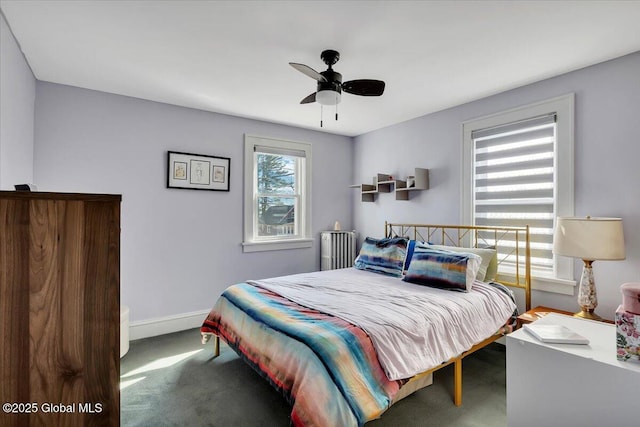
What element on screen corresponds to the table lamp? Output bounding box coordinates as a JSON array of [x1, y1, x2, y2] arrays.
[[553, 216, 625, 320]]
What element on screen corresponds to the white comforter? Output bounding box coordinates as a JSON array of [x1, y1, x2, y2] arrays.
[[249, 268, 516, 381]]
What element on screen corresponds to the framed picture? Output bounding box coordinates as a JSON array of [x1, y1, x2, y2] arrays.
[[167, 151, 230, 191]]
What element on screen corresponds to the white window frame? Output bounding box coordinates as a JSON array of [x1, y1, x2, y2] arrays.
[[243, 134, 313, 252], [462, 94, 575, 294]]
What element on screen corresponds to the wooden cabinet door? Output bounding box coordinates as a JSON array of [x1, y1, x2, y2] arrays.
[[1, 192, 120, 426]]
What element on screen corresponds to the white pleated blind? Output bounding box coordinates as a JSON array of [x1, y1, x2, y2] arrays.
[[472, 114, 556, 274]]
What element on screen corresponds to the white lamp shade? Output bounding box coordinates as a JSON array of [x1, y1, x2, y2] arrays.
[[553, 217, 625, 261], [316, 90, 341, 105]]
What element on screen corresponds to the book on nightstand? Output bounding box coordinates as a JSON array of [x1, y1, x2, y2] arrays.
[[523, 323, 590, 345]]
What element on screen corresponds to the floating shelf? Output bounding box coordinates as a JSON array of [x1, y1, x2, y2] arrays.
[[352, 168, 429, 202]]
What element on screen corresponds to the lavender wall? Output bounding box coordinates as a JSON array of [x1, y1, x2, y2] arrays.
[[34, 82, 354, 323], [353, 52, 640, 319], [0, 12, 35, 189]]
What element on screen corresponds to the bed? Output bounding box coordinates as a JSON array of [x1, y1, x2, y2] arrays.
[[201, 223, 531, 426]]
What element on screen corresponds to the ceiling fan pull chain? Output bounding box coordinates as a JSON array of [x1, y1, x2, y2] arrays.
[[335, 94, 339, 121], [320, 104, 323, 127]]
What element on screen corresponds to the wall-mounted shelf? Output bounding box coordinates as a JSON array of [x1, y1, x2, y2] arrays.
[[352, 168, 429, 202]]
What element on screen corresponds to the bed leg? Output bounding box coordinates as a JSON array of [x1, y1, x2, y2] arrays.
[[454, 358, 462, 406], [201, 333, 221, 358]]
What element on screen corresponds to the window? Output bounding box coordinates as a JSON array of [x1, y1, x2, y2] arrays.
[[243, 135, 312, 252], [462, 94, 575, 294]]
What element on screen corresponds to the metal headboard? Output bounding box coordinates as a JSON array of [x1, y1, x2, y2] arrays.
[[385, 222, 531, 311]]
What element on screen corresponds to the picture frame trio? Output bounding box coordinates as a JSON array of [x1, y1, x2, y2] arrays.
[[167, 151, 230, 192]]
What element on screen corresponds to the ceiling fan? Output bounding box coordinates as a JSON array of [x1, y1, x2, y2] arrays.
[[289, 49, 385, 126]]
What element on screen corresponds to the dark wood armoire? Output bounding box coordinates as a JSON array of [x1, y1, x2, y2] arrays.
[[0, 191, 120, 426]]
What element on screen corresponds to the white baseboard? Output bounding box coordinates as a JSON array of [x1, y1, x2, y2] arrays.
[[129, 309, 210, 341]]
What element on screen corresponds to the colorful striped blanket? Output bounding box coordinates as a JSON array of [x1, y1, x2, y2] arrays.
[[248, 268, 517, 380], [201, 282, 402, 426]]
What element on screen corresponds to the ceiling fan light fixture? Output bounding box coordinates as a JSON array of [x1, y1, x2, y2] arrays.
[[290, 49, 384, 125], [316, 89, 341, 105]]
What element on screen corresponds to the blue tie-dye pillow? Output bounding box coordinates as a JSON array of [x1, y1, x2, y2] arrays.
[[402, 244, 482, 292], [354, 237, 408, 277], [403, 239, 435, 271]]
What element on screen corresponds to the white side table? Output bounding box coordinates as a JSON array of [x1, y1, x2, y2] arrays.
[[506, 313, 640, 426]]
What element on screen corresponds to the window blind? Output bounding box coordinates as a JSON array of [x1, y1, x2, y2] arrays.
[[254, 145, 306, 158], [472, 113, 556, 273]]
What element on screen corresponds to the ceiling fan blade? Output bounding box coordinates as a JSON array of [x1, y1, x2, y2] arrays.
[[289, 63, 327, 82], [300, 93, 316, 104], [342, 79, 385, 96]]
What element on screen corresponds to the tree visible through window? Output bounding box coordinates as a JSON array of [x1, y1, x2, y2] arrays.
[[256, 152, 298, 237]]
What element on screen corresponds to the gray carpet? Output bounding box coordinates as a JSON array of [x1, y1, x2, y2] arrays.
[[121, 329, 507, 426]]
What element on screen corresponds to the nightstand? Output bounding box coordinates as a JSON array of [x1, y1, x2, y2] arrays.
[[518, 305, 613, 327], [517, 305, 572, 327]]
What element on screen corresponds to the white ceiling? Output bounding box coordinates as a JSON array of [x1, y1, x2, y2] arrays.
[[2, 1, 640, 137]]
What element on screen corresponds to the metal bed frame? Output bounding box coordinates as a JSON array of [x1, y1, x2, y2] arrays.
[[203, 222, 532, 408], [384, 222, 531, 405]]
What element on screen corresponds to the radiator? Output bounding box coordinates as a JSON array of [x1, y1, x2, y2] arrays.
[[321, 231, 357, 270]]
